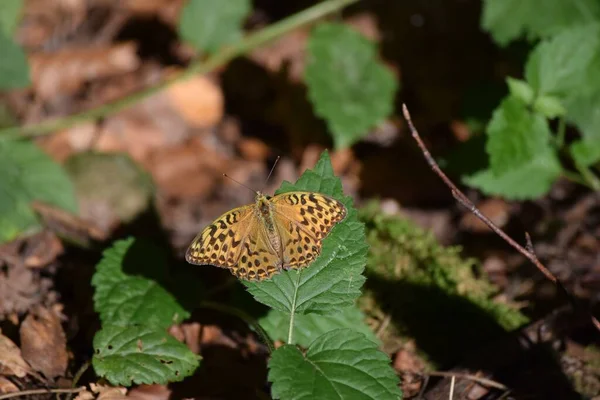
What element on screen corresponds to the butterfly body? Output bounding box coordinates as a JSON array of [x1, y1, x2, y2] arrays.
[[186, 191, 347, 281]]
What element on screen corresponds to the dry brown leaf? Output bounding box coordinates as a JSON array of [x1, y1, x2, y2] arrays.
[[0, 265, 54, 319], [37, 122, 99, 163], [18, 0, 87, 49], [460, 198, 510, 232], [236, 137, 270, 162], [75, 383, 128, 400], [31, 201, 107, 245], [95, 92, 192, 163], [144, 137, 228, 199], [127, 384, 171, 400], [0, 376, 19, 394], [0, 331, 32, 378], [164, 73, 224, 128], [29, 42, 140, 101], [21, 231, 64, 269], [20, 306, 68, 379]]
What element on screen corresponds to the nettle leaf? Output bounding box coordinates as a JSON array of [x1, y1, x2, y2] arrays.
[[244, 151, 367, 315], [260, 306, 377, 349], [486, 96, 554, 175], [0, 140, 76, 244], [0, 0, 23, 36], [305, 23, 397, 149], [481, 0, 600, 46], [506, 77, 534, 105], [463, 152, 562, 200], [269, 329, 401, 400], [564, 91, 600, 142], [0, 28, 29, 89], [571, 140, 600, 167], [178, 0, 250, 53], [93, 324, 200, 386], [533, 95, 565, 119], [92, 237, 189, 328], [525, 24, 600, 97]]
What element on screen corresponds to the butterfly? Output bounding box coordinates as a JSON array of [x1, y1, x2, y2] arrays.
[[185, 190, 347, 281]]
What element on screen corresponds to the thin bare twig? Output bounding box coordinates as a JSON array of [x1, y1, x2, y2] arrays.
[[425, 371, 508, 391], [0, 388, 85, 400], [401, 104, 600, 333]]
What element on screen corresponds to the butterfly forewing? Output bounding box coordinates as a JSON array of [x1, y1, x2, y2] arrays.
[[185, 205, 254, 269]]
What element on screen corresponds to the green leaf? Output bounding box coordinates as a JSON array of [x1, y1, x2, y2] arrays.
[[65, 152, 154, 223], [305, 23, 398, 149], [244, 151, 367, 315], [0, 140, 77, 244], [533, 94, 566, 118], [486, 96, 554, 175], [92, 324, 200, 386], [178, 0, 251, 53], [481, 0, 600, 46], [92, 237, 189, 328], [506, 77, 534, 105], [269, 329, 401, 400], [571, 139, 600, 167], [0, 28, 29, 89], [564, 91, 600, 141], [260, 306, 377, 348], [0, 0, 23, 36], [525, 24, 600, 96], [463, 152, 562, 200]]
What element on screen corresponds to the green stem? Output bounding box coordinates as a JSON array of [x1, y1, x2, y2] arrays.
[[574, 163, 600, 191], [0, 0, 358, 140], [199, 300, 275, 354], [560, 169, 595, 189], [287, 270, 303, 345], [555, 117, 566, 149]]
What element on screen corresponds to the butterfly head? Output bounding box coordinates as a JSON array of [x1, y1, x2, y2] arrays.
[[255, 191, 273, 218]]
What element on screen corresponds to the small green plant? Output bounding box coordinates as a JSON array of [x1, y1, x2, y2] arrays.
[[90, 152, 402, 398], [464, 0, 600, 199], [359, 201, 528, 365]]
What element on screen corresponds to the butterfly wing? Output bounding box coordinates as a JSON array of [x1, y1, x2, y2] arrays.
[[270, 191, 347, 270], [186, 204, 283, 281]]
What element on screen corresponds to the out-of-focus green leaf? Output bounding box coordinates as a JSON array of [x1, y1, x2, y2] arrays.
[[305, 23, 398, 149]]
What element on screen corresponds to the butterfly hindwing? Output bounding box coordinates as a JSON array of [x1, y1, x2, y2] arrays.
[[271, 191, 347, 270], [185, 203, 283, 280]]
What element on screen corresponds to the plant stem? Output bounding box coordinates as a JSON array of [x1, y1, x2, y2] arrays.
[[0, 0, 358, 140], [555, 117, 566, 148], [199, 300, 275, 353], [560, 169, 593, 189], [0, 388, 85, 400], [574, 163, 600, 191], [287, 270, 303, 345]]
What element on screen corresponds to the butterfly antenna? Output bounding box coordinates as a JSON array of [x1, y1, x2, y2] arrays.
[[223, 173, 259, 195], [264, 156, 281, 187]]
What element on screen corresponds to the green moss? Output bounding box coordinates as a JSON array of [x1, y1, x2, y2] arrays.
[[358, 200, 528, 367]]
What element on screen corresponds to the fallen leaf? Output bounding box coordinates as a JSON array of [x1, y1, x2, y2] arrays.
[[0, 377, 19, 394], [20, 306, 68, 379], [460, 198, 510, 232], [0, 265, 54, 319], [29, 42, 140, 101], [20, 231, 64, 269], [32, 201, 107, 246], [236, 137, 270, 162], [164, 72, 224, 128], [127, 384, 171, 400], [0, 331, 32, 378]]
